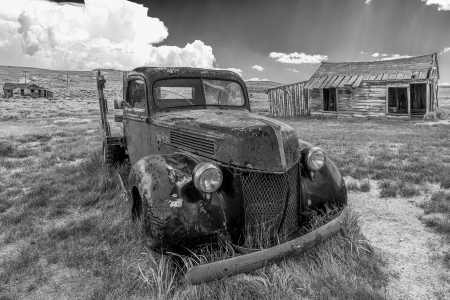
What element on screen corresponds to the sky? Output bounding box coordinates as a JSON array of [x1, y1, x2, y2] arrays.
[[0, 0, 449, 84]]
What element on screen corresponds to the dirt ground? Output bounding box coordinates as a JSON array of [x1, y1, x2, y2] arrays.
[[348, 180, 449, 299]]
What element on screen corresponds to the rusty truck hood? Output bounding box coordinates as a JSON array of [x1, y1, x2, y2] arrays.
[[153, 109, 301, 173]]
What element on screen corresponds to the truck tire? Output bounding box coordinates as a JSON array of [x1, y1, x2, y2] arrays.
[[103, 141, 126, 167], [130, 187, 162, 249]]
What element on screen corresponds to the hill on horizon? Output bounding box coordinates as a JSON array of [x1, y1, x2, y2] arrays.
[[245, 80, 282, 93]]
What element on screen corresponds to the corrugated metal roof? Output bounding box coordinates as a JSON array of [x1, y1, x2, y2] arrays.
[[306, 53, 438, 89]]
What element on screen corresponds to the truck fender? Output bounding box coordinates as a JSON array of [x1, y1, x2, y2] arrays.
[[300, 155, 347, 211], [128, 153, 227, 248]]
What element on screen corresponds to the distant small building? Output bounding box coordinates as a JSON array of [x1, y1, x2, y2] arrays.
[[2, 83, 53, 99]]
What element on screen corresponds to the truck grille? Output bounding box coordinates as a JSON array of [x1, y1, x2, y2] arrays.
[[241, 165, 299, 246], [169, 129, 215, 156]]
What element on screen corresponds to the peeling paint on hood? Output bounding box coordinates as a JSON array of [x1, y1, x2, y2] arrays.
[[153, 109, 302, 173]]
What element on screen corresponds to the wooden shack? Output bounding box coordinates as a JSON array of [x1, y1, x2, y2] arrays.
[[267, 81, 308, 118], [3, 83, 53, 99], [304, 53, 439, 119]]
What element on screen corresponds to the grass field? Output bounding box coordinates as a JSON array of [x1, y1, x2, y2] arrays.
[[0, 66, 449, 299], [0, 97, 391, 299]]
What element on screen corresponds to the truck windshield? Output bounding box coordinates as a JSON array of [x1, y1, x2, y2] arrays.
[[153, 78, 245, 108]]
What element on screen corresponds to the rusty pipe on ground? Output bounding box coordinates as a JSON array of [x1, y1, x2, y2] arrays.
[[184, 213, 344, 285]]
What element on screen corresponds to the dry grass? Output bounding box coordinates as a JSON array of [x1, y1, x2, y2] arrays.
[[284, 118, 450, 197], [1, 92, 449, 298], [0, 97, 391, 299], [420, 191, 450, 234]]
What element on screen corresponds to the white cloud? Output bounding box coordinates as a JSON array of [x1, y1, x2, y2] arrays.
[[251, 65, 264, 72], [441, 47, 450, 54], [247, 77, 270, 81], [421, 0, 450, 11], [286, 68, 300, 73], [364, 0, 372, 4], [369, 52, 411, 60], [215, 67, 243, 76], [380, 54, 412, 60], [0, 0, 215, 70], [269, 52, 328, 64]]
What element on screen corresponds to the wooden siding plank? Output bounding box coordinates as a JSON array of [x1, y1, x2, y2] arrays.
[[268, 81, 308, 117]]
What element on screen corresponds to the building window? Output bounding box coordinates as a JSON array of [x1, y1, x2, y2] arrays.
[[323, 88, 337, 111], [388, 87, 408, 114], [20, 89, 24, 96]]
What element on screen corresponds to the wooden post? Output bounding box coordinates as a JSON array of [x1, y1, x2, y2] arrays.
[[407, 85, 411, 118], [425, 82, 430, 113], [96, 70, 111, 137], [123, 71, 128, 101]]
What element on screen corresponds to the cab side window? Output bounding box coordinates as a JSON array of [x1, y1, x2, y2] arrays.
[[126, 78, 146, 109]]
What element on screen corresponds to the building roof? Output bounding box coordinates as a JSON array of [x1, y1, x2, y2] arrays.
[[305, 53, 439, 89], [3, 82, 48, 90]]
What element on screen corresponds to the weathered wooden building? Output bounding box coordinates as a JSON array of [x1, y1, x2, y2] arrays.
[[304, 53, 439, 119], [3, 83, 53, 99], [267, 81, 308, 118]]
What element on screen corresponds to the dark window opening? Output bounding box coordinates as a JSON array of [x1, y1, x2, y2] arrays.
[[410, 84, 426, 114], [388, 87, 408, 114], [126, 78, 146, 109], [323, 88, 337, 111]]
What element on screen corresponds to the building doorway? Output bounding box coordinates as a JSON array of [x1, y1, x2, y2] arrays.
[[410, 83, 426, 116]]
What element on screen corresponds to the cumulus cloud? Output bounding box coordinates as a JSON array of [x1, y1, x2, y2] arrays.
[[269, 52, 328, 64], [215, 67, 243, 76], [367, 0, 450, 11], [251, 65, 264, 72], [247, 77, 270, 81], [369, 52, 411, 60], [380, 54, 412, 61], [0, 0, 215, 70], [441, 47, 450, 54], [421, 0, 450, 11]]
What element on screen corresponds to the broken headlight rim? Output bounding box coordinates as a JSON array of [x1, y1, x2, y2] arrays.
[[193, 162, 223, 193], [306, 147, 325, 171]]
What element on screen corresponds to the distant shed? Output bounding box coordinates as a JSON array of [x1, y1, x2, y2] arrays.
[[267, 81, 308, 118], [305, 53, 439, 119], [3, 83, 53, 99]]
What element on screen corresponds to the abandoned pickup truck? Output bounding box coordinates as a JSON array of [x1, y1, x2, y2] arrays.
[[97, 67, 347, 282]]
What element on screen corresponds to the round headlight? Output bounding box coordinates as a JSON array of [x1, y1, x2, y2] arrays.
[[193, 162, 223, 193], [307, 147, 325, 171]]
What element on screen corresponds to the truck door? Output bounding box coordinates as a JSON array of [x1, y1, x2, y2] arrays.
[[123, 76, 153, 165]]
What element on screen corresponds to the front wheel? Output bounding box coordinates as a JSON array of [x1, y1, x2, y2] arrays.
[[130, 187, 163, 249]]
